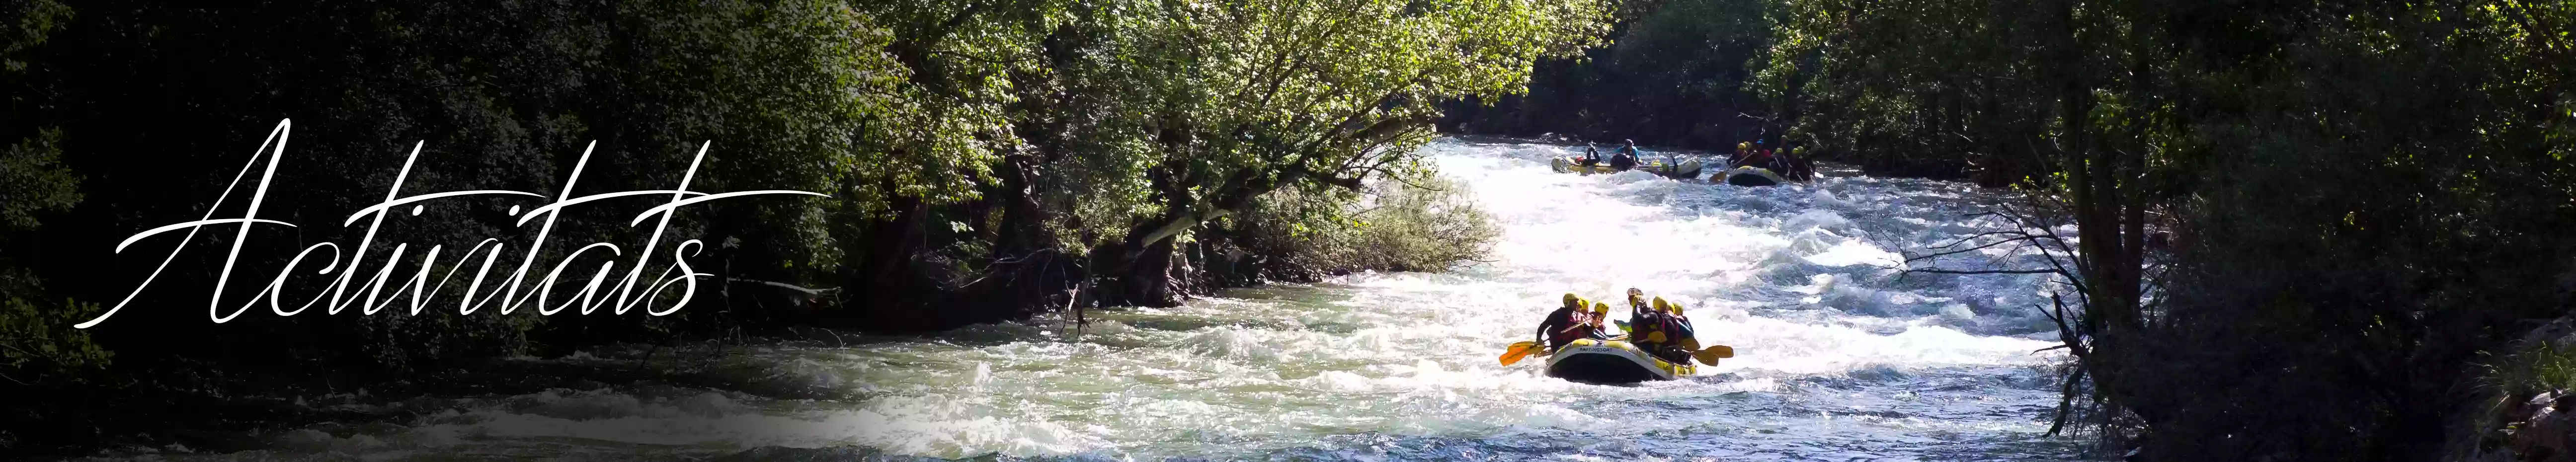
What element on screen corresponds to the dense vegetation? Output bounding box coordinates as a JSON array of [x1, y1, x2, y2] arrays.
[[0, 0, 1603, 454], [1439, 0, 1774, 152], [1754, 0, 2576, 460]]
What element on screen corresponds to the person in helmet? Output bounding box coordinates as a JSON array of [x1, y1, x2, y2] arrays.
[[1776, 147, 1805, 179], [1587, 302, 1612, 338], [1577, 143, 1603, 167], [1650, 297, 1700, 364], [1536, 293, 1595, 350], [1737, 140, 1774, 170], [1623, 288, 1663, 347], [1726, 142, 1755, 180], [1789, 147, 1816, 180], [1610, 140, 1641, 171]]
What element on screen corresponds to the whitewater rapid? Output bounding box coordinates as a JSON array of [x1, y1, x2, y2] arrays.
[[135, 139, 2081, 461]]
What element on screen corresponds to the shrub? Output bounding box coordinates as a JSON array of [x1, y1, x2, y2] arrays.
[[1227, 174, 1500, 279], [1325, 176, 1502, 274]]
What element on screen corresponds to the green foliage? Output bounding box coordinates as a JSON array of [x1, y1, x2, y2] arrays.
[[0, 0, 1601, 388], [2455, 332, 2576, 459], [1041, 0, 1612, 243], [0, 296, 110, 385], [0, 0, 70, 72], [0, 0, 1592, 454], [0, 127, 77, 230], [0, 5, 93, 384], [860, 0, 1616, 307], [1763, 0, 2576, 458], [1445, 0, 1772, 149], [0, 0, 981, 376], [2498, 343, 2576, 408], [1756, 0, 2078, 184], [1328, 176, 1502, 273], [1228, 175, 1499, 278]]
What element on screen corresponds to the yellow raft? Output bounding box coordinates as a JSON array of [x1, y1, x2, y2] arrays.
[[1549, 156, 1704, 180], [1544, 338, 1696, 384]]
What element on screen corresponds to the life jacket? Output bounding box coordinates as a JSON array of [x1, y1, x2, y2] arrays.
[[1630, 308, 1665, 344], [1664, 315, 1695, 350], [1566, 314, 1606, 342], [1643, 311, 1694, 364], [1643, 313, 1691, 364]]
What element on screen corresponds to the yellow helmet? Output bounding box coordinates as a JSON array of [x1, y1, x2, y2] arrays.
[[1562, 293, 1582, 308], [1737, 142, 1750, 151], [1591, 302, 1610, 314], [1651, 297, 1669, 312], [1666, 301, 1686, 315]]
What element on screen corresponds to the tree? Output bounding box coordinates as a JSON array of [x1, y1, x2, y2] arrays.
[[1771, 0, 2576, 458]]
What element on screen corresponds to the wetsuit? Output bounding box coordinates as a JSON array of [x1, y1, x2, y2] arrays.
[[1535, 306, 1586, 350], [1609, 148, 1638, 170]]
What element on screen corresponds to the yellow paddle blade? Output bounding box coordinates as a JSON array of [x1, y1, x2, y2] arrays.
[[1691, 345, 1736, 367], [1498, 341, 1543, 366], [1690, 349, 1721, 366]]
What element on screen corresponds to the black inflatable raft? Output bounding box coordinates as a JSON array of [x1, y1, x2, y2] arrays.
[[1544, 338, 1694, 385]]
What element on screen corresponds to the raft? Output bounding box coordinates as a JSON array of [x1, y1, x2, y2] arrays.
[[1550, 156, 1703, 180], [1544, 338, 1695, 384], [1720, 166, 1788, 187]]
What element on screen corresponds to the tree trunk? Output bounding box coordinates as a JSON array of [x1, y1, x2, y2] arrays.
[[973, 152, 1079, 314], [1108, 238, 1184, 307]]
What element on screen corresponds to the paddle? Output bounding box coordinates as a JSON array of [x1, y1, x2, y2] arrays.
[[1616, 320, 1734, 365], [1692, 344, 1736, 365], [1497, 341, 1544, 366]]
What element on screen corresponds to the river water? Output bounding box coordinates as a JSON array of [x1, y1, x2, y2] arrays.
[[131, 139, 2083, 461]]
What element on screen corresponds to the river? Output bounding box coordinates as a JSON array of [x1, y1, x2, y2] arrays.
[[124, 139, 2083, 461]]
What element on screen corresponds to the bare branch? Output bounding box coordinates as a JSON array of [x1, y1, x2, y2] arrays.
[[724, 278, 839, 297], [1929, 230, 2026, 249], [1906, 234, 2053, 262]]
